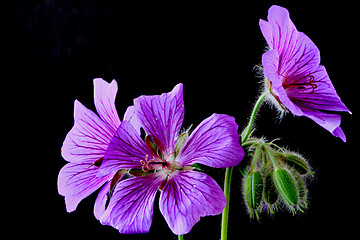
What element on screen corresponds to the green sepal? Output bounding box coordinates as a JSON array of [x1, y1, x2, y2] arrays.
[[128, 169, 154, 176], [174, 131, 189, 157], [190, 163, 203, 171], [273, 168, 299, 212], [145, 135, 158, 154], [243, 170, 264, 220]]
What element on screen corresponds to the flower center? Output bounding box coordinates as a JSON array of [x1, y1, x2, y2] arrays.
[[140, 155, 168, 172], [282, 74, 318, 94]]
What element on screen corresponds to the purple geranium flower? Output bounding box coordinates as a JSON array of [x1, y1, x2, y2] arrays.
[[260, 5, 351, 141], [58, 78, 140, 218], [98, 83, 244, 235]]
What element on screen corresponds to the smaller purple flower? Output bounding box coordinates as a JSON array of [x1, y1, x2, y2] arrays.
[[260, 5, 351, 141], [98, 84, 245, 235], [58, 78, 140, 218]]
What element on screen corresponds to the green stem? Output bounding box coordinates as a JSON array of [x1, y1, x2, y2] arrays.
[[242, 92, 267, 143], [263, 145, 280, 170], [221, 167, 233, 240], [221, 92, 266, 240], [178, 235, 183, 240]]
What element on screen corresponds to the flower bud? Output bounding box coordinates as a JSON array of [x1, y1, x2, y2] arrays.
[[281, 153, 310, 175], [243, 170, 264, 220], [292, 170, 308, 209], [273, 168, 298, 212], [263, 170, 278, 213]]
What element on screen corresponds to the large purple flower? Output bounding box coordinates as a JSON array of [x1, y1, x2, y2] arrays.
[[58, 78, 140, 218], [260, 5, 351, 141], [98, 84, 244, 235]]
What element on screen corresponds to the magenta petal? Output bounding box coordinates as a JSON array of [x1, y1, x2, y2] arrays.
[[332, 127, 346, 142], [262, 50, 304, 116], [94, 180, 112, 220], [303, 111, 347, 142], [159, 171, 227, 235], [260, 6, 320, 87], [279, 32, 320, 79], [123, 105, 142, 136], [134, 83, 184, 154], [100, 121, 153, 176], [288, 65, 351, 113], [179, 114, 244, 168], [259, 19, 272, 47], [57, 162, 111, 212], [262, 5, 298, 55], [61, 100, 115, 164], [93, 78, 121, 131], [103, 174, 163, 234]]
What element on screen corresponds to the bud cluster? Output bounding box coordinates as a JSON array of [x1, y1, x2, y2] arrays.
[[241, 138, 313, 220]]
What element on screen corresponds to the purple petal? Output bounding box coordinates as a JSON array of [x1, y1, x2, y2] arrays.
[[260, 5, 298, 55], [61, 100, 115, 164], [288, 65, 351, 113], [159, 171, 227, 235], [303, 111, 347, 142], [279, 32, 320, 80], [332, 127, 346, 142], [123, 105, 142, 136], [94, 180, 112, 220], [262, 49, 303, 115], [102, 174, 164, 234], [93, 78, 121, 131], [57, 161, 112, 212], [134, 83, 184, 154], [178, 114, 244, 168], [260, 6, 321, 111], [100, 121, 153, 176]]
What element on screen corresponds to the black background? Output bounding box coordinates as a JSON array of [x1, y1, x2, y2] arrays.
[[5, 0, 357, 239]]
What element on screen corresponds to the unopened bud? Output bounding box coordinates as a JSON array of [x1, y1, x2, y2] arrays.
[[263, 170, 278, 213], [243, 170, 264, 220], [292, 170, 308, 209], [281, 153, 310, 175], [273, 168, 299, 212]]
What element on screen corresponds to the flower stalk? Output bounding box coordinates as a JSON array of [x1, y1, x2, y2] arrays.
[[241, 92, 267, 142], [221, 92, 266, 240], [221, 167, 233, 240]]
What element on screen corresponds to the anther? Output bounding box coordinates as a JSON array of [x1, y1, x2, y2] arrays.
[[141, 155, 155, 172]]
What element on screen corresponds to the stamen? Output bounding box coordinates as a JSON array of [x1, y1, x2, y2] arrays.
[[307, 74, 318, 93], [282, 74, 318, 94], [148, 161, 168, 166], [156, 143, 163, 160], [141, 155, 155, 172]]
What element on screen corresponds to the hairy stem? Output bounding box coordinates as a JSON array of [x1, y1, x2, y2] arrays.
[[242, 92, 267, 142]]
